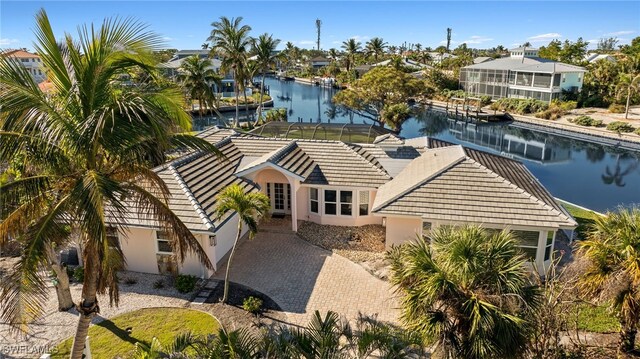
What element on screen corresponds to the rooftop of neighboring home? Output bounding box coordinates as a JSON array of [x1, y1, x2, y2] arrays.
[[463, 47, 586, 73], [584, 53, 617, 63], [373, 58, 432, 69], [121, 127, 575, 233], [1, 48, 41, 59]]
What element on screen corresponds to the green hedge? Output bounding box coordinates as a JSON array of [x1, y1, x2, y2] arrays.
[[606, 121, 635, 133], [569, 115, 603, 127], [490, 98, 548, 115]]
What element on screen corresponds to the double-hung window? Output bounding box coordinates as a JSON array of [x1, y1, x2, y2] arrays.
[[359, 191, 369, 216], [512, 230, 539, 260], [340, 191, 353, 216], [324, 190, 337, 215], [544, 231, 555, 261], [310, 188, 319, 213], [156, 230, 172, 254]]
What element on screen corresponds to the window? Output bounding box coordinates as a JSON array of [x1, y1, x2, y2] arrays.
[[340, 190, 353, 216], [106, 227, 119, 247], [544, 231, 555, 261], [310, 188, 319, 213], [512, 230, 539, 260], [359, 191, 369, 216], [324, 190, 337, 215], [209, 235, 217, 246], [156, 230, 172, 253], [422, 222, 432, 236]]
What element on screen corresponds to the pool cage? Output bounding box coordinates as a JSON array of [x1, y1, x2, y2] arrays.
[[250, 122, 394, 144]]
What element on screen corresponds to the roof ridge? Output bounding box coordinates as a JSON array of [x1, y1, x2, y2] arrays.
[[340, 141, 392, 179], [168, 163, 215, 231], [465, 157, 575, 225]]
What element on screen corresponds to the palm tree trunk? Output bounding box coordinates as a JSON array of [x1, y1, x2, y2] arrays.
[[70, 255, 99, 359], [222, 221, 243, 303], [46, 244, 74, 311], [199, 98, 204, 118], [234, 71, 239, 128], [625, 91, 631, 119], [619, 326, 637, 354], [254, 72, 266, 127]]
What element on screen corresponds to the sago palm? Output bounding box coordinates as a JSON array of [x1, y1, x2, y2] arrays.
[[213, 184, 269, 304], [578, 206, 640, 355], [208, 16, 252, 128], [251, 33, 281, 124], [179, 55, 222, 117], [0, 10, 218, 359], [388, 225, 541, 359]]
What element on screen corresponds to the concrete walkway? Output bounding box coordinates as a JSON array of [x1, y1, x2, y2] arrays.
[[213, 229, 400, 326]]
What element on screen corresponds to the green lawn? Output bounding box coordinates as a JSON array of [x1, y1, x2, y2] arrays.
[[53, 308, 218, 358], [575, 302, 620, 333], [560, 202, 603, 240]]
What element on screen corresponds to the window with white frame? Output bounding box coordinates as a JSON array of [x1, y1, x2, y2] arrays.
[[359, 191, 369, 216], [340, 190, 353, 216], [422, 222, 432, 236], [544, 231, 554, 261], [324, 190, 337, 215], [512, 230, 539, 260], [310, 188, 319, 213], [106, 227, 119, 247], [156, 230, 172, 253]]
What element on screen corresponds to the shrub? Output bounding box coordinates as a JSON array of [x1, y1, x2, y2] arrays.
[[553, 100, 577, 111], [535, 107, 565, 120], [153, 279, 165, 289], [123, 276, 138, 285], [175, 274, 198, 293], [479, 95, 493, 107], [73, 266, 84, 282], [606, 121, 635, 133], [242, 296, 263, 314], [608, 104, 625, 113], [570, 115, 603, 127], [263, 108, 288, 122], [490, 98, 548, 115], [635, 127, 640, 136]]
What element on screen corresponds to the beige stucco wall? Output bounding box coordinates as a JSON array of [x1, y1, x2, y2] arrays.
[[253, 168, 291, 189], [299, 186, 382, 227], [119, 227, 160, 274], [384, 216, 423, 249]]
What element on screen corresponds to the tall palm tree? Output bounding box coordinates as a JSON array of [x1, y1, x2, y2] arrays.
[[179, 55, 221, 117], [615, 72, 640, 119], [0, 10, 219, 359], [341, 38, 361, 72], [214, 184, 269, 304], [388, 225, 540, 359], [252, 33, 281, 125], [208, 16, 252, 128], [365, 37, 387, 63], [578, 206, 640, 355]]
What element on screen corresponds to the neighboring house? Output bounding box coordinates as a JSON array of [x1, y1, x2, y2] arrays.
[[1, 49, 46, 83], [459, 47, 587, 102], [473, 56, 494, 64], [113, 128, 576, 277], [428, 52, 457, 64], [372, 58, 432, 70], [584, 53, 617, 63], [309, 56, 331, 68], [354, 64, 373, 76]]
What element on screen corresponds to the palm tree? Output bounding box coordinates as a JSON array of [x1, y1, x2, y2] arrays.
[[214, 184, 269, 304], [252, 33, 281, 125], [179, 55, 222, 117], [388, 225, 540, 359], [615, 72, 640, 119], [365, 37, 387, 63], [341, 38, 361, 72], [578, 206, 640, 355], [0, 10, 219, 359], [208, 16, 252, 128]]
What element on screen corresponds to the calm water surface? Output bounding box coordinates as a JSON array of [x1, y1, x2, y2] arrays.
[[194, 77, 640, 212]]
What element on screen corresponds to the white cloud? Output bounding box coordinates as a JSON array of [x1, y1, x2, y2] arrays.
[[527, 33, 562, 42], [604, 30, 635, 36], [460, 35, 493, 44], [162, 37, 173, 41], [349, 35, 369, 42], [0, 38, 20, 46]]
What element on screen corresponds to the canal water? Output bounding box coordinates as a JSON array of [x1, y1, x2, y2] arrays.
[[194, 77, 640, 213]]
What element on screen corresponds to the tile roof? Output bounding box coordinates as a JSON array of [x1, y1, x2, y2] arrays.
[[236, 141, 316, 180], [463, 56, 586, 73]]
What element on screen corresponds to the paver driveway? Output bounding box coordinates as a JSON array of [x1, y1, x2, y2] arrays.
[[213, 229, 399, 326]]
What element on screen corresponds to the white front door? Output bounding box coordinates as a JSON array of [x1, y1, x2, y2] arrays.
[[267, 183, 291, 214]]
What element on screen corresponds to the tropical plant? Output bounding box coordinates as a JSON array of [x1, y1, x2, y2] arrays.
[[0, 10, 218, 359], [341, 38, 362, 72], [179, 55, 222, 117], [388, 225, 541, 359], [606, 121, 636, 133], [133, 333, 197, 359], [365, 37, 387, 63], [615, 73, 640, 119], [208, 16, 252, 127], [213, 184, 269, 304], [251, 33, 281, 125], [577, 206, 640, 354]]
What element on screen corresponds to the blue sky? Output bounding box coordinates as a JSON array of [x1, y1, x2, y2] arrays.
[[1, 1, 639, 51]]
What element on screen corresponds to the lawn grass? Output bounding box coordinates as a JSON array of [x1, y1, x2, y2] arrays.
[[560, 201, 603, 240], [575, 302, 620, 333], [52, 307, 218, 358]]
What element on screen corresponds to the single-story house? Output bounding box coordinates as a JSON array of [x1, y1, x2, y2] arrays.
[[310, 56, 331, 68], [113, 128, 576, 277]]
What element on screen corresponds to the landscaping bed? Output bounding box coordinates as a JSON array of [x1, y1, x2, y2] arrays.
[[297, 221, 386, 262]]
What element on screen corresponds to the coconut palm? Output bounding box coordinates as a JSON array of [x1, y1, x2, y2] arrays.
[[213, 184, 269, 304], [252, 33, 281, 124], [179, 55, 222, 117], [0, 10, 219, 359], [578, 206, 640, 355], [341, 38, 361, 72], [208, 16, 252, 128], [615, 72, 640, 119], [388, 225, 540, 359], [365, 37, 387, 63]]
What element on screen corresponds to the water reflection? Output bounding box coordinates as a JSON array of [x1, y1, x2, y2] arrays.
[[601, 153, 639, 187]]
